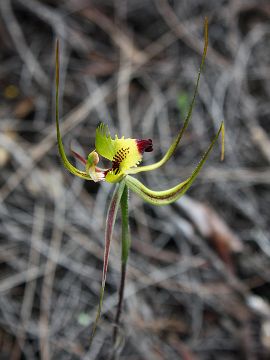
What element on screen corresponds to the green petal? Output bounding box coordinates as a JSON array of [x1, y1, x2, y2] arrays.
[[55, 40, 92, 181], [128, 18, 209, 175], [125, 121, 224, 205]]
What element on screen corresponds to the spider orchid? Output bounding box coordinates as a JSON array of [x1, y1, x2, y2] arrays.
[[69, 122, 154, 184], [55, 18, 224, 349]]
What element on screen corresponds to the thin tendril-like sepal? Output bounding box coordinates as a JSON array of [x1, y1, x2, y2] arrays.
[[55, 40, 92, 181], [125, 121, 224, 205], [128, 18, 209, 175], [90, 180, 126, 345]]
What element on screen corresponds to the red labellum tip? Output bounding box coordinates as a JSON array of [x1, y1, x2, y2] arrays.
[[136, 139, 153, 154]]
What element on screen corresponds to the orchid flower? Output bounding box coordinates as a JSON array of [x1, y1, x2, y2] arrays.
[[55, 18, 224, 350]]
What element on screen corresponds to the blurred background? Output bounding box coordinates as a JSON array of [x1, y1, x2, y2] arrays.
[[1, 0, 270, 359]]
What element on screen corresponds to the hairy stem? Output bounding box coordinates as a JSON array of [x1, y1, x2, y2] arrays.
[[112, 185, 130, 350], [112, 263, 127, 346], [120, 186, 130, 265], [90, 180, 125, 347]]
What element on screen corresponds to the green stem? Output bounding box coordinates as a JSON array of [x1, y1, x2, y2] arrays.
[[112, 263, 127, 347], [112, 185, 130, 348], [120, 185, 130, 265]]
